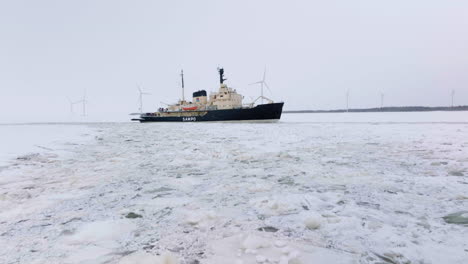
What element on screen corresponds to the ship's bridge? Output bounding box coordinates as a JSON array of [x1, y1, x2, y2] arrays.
[[209, 84, 243, 110]]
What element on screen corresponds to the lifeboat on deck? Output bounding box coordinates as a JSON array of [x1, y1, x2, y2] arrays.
[[182, 106, 198, 111]]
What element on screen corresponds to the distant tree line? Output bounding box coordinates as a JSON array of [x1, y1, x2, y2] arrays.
[[285, 105, 468, 113]]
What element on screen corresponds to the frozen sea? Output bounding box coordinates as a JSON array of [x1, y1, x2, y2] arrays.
[[0, 112, 467, 264]]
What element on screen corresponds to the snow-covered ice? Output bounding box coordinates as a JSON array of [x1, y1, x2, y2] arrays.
[[0, 124, 95, 167], [0, 112, 467, 263]]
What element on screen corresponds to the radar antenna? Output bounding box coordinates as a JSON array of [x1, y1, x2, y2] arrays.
[[217, 67, 227, 84]]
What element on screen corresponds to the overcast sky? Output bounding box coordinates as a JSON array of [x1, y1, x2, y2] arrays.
[[1, 0, 467, 122]]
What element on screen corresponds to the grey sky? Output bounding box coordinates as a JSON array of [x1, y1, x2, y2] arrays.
[[1, 0, 467, 122]]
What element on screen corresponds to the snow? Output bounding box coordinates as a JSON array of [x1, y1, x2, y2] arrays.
[[118, 251, 178, 264], [0, 112, 467, 263], [206, 232, 356, 264], [0, 123, 95, 166]]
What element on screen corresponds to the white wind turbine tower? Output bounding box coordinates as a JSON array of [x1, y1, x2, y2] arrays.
[[68, 92, 87, 116], [74, 90, 88, 116], [67, 97, 75, 113], [451, 90, 455, 107], [380, 92, 384, 109], [138, 86, 151, 114], [346, 89, 350, 112], [249, 67, 273, 105]]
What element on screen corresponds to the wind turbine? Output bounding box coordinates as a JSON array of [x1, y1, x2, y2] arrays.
[[138, 86, 151, 114], [75, 90, 88, 116], [249, 67, 273, 105], [68, 91, 87, 116], [67, 97, 75, 113], [346, 89, 350, 112], [451, 90, 455, 107], [380, 92, 384, 109]]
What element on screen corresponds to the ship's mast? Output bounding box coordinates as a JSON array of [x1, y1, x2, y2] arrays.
[[181, 70, 185, 102], [218, 67, 226, 84]]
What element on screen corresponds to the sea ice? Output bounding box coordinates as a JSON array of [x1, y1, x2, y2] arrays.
[[118, 251, 179, 264], [0, 113, 467, 263]]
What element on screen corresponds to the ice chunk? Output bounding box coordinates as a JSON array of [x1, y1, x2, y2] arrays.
[[183, 210, 217, 227], [449, 171, 464, 176], [304, 213, 323, 230], [66, 219, 136, 246], [255, 254, 266, 263], [118, 251, 179, 264], [125, 212, 143, 219], [241, 235, 270, 250], [274, 240, 287, 248], [443, 211, 468, 225]]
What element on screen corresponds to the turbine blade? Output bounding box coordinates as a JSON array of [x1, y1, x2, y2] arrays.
[[263, 66, 266, 82]]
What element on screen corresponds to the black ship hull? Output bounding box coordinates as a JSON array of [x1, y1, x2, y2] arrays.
[[133, 102, 284, 122]]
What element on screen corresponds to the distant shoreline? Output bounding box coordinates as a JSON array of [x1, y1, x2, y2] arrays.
[[284, 105, 468, 113]]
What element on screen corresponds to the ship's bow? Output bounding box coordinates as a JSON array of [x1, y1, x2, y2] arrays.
[[254, 102, 284, 120]]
